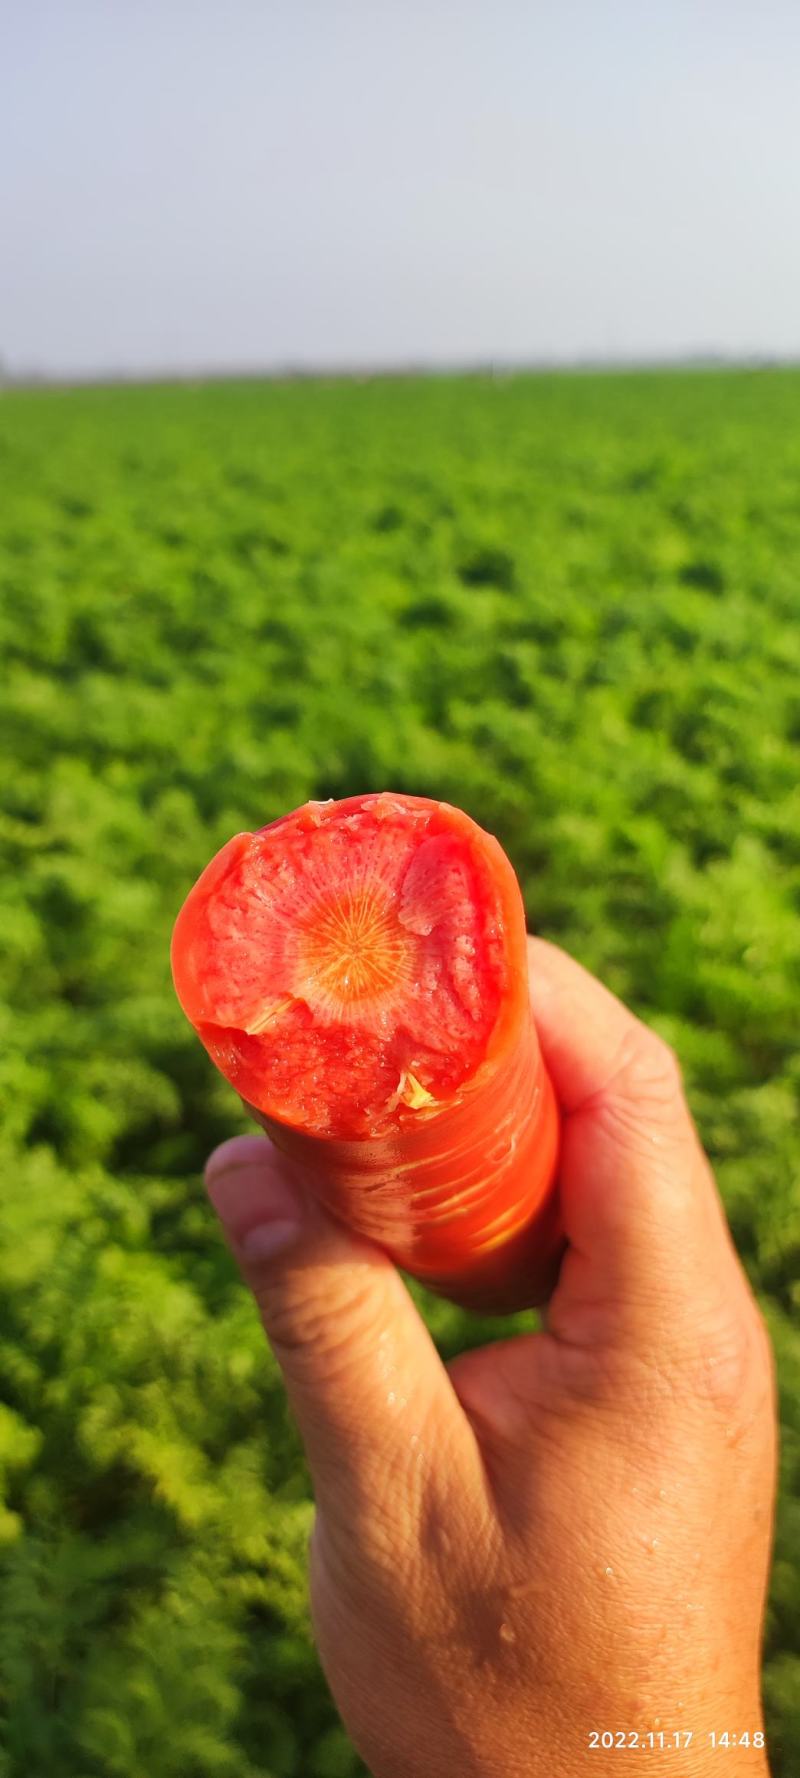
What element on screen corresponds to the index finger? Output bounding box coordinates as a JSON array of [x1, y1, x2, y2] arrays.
[[526, 934, 671, 1114], [525, 936, 746, 1334]]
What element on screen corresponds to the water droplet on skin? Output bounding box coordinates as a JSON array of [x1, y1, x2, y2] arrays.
[[498, 1620, 516, 1646]]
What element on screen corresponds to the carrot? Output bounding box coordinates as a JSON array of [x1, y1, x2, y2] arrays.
[[171, 792, 562, 1313]]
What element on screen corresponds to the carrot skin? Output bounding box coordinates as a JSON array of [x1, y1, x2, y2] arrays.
[[245, 1056, 562, 1313]]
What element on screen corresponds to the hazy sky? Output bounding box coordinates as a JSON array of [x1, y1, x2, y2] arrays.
[[3, 0, 800, 377]]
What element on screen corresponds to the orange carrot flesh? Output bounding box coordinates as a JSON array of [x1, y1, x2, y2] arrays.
[[171, 792, 563, 1313]]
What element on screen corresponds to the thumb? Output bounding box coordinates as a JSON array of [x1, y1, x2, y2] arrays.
[[205, 1134, 479, 1530]]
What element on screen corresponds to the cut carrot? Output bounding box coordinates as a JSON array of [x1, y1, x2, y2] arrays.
[[171, 792, 563, 1313]]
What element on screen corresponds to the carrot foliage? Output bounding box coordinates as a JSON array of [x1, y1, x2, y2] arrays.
[[1, 370, 798, 1774]]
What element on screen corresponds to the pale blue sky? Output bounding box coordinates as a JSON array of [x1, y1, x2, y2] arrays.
[[2, 0, 800, 377]]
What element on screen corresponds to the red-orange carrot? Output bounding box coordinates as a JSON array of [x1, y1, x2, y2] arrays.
[[171, 792, 563, 1313]]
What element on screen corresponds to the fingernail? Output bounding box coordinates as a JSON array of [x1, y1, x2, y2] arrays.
[[239, 1218, 302, 1263], [205, 1139, 304, 1249]]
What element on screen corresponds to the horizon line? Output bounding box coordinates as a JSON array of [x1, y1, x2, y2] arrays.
[[2, 348, 799, 393]]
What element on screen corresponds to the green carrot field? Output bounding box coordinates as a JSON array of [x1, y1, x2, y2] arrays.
[[1, 370, 798, 1775]]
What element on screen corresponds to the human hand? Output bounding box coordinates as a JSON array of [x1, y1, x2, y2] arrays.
[[205, 937, 777, 1777]]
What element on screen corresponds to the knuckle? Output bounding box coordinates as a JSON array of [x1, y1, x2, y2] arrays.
[[616, 1023, 684, 1100], [751, 1299, 777, 1380], [254, 1268, 390, 1379], [742, 1297, 779, 1419], [590, 1024, 691, 1162], [656, 1293, 775, 1433], [689, 1311, 757, 1414]]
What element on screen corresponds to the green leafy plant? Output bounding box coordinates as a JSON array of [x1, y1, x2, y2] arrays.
[[1, 369, 798, 1775]]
